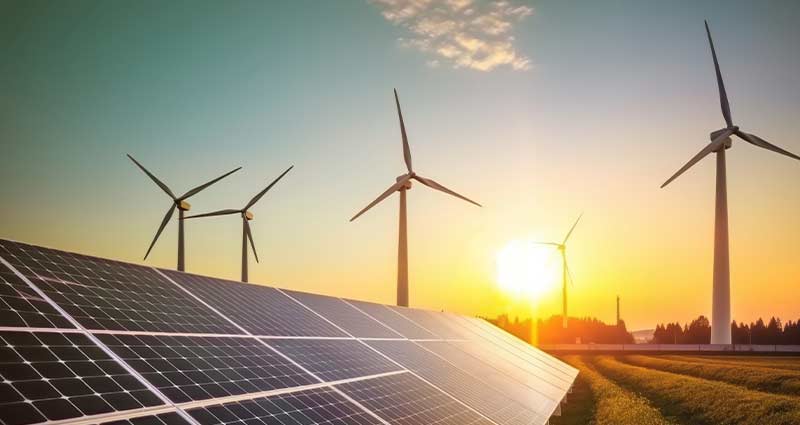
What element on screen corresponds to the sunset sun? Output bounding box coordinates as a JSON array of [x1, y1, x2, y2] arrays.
[[496, 239, 558, 298]]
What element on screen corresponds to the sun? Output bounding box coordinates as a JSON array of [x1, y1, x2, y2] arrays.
[[496, 239, 557, 298]]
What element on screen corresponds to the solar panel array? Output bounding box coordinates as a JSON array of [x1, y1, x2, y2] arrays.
[[0, 239, 577, 425]]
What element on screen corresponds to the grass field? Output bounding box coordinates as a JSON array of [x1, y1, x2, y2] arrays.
[[550, 354, 800, 425]]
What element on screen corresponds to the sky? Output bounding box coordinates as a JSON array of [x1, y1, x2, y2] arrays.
[[1, 0, 799, 331]]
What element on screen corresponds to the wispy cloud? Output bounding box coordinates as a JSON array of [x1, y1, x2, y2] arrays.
[[371, 0, 533, 72]]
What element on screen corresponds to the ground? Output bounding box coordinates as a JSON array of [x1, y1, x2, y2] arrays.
[[549, 354, 800, 425]]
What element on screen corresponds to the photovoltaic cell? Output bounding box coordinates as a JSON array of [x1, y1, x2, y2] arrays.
[[366, 340, 543, 425], [336, 372, 493, 425], [418, 341, 556, 413], [0, 261, 74, 329], [388, 308, 465, 339], [452, 340, 573, 395], [102, 412, 191, 425], [161, 270, 346, 338], [346, 300, 437, 339], [98, 334, 317, 403], [0, 330, 163, 425], [186, 386, 381, 425], [267, 338, 402, 381], [460, 316, 578, 379], [283, 290, 401, 338], [0, 240, 241, 334]]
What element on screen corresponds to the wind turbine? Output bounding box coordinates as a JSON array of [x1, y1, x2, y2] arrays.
[[537, 214, 582, 329], [185, 166, 294, 283], [661, 21, 800, 344], [350, 89, 481, 307], [127, 154, 241, 271]]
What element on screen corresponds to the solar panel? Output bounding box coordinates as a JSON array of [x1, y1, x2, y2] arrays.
[[283, 290, 401, 338], [0, 330, 163, 425], [101, 412, 191, 425], [335, 372, 493, 425], [0, 239, 577, 425], [346, 300, 437, 340], [160, 270, 346, 338], [0, 261, 74, 329], [387, 308, 466, 339], [186, 386, 382, 425], [267, 338, 402, 381], [0, 240, 241, 334], [366, 340, 545, 425], [97, 334, 318, 403], [417, 340, 558, 412]]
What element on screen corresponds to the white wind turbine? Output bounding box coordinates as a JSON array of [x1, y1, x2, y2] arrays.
[[537, 214, 582, 329], [350, 89, 482, 307], [661, 21, 800, 344]]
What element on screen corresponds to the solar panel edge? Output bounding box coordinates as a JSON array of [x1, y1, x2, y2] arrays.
[[0, 254, 204, 425]]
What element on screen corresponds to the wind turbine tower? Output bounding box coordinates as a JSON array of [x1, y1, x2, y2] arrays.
[[661, 21, 800, 344], [351, 89, 481, 307]]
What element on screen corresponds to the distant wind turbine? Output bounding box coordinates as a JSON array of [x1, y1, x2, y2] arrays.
[[186, 166, 294, 282], [127, 154, 241, 271], [537, 213, 582, 329], [660, 21, 800, 344], [350, 89, 481, 307]]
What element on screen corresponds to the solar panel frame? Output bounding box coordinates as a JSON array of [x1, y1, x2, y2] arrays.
[[335, 372, 495, 425], [266, 338, 403, 382], [0, 259, 74, 329], [159, 270, 347, 338], [0, 330, 165, 425], [0, 241, 242, 335], [345, 300, 438, 340], [97, 333, 319, 404], [366, 339, 545, 425], [282, 290, 402, 339], [185, 385, 383, 425]]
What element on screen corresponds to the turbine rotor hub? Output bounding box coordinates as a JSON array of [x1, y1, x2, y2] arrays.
[[396, 174, 413, 190]]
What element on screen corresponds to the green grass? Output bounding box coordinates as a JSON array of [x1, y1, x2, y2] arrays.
[[588, 355, 800, 425], [619, 355, 800, 395], [666, 355, 800, 372], [553, 355, 677, 425]]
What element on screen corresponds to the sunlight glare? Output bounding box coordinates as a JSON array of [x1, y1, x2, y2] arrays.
[[496, 239, 557, 299]]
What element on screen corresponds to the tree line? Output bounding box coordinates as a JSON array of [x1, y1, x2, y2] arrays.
[[651, 316, 800, 345], [486, 314, 634, 344]]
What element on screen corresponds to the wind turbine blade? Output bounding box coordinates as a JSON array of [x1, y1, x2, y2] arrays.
[[245, 165, 294, 210], [144, 204, 176, 260], [244, 219, 259, 263], [394, 89, 413, 173], [736, 131, 800, 161], [705, 20, 733, 127], [533, 242, 561, 247], [127, 154, 176, 199], [180, 166, 242, 200], [350, 176, 411, 222], [660, 129, 733, 188], [412, 175, 482, 207], [565, 261, 575, 288], [562, 213, 583, 244], [185, 209, 241, 219]]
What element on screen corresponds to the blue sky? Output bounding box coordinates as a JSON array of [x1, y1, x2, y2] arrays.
[[2, 0, 799, 329]]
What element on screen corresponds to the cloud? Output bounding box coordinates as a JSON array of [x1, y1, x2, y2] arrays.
[[371, 0, 533, 72]]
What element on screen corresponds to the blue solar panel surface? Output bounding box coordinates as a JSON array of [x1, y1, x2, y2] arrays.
[[0, 239, 576, 425]]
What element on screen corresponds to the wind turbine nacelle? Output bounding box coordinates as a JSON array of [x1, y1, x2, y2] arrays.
[[178, 200, 191, 211], [396, 175, 412, 190], [244, 211, 254, 220]]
